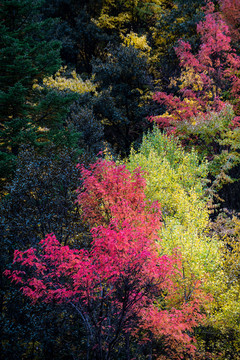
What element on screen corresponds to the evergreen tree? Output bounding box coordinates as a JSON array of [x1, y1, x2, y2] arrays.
[[0, 0, 77, 184], [91, 44, 152, 155], [41, 0, 109, 73]]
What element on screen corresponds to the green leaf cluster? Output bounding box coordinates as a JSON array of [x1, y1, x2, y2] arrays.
[[175, 105, 240, 190]]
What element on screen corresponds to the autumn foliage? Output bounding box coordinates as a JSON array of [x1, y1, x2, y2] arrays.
[[4, 159, 204, 359], [3, 0, 240, 359], [221, 0, 240, 42], [150, 1, 240, 131]]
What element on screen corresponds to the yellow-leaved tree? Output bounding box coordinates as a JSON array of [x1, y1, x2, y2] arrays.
[[127, 128, 219, 306]]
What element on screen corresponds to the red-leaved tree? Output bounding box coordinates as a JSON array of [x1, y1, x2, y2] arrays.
[[4, 160, 204, 359], [150, 1, 240, 131]]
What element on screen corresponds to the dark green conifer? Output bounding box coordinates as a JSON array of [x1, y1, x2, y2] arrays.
[[0, 0, 77, 183]]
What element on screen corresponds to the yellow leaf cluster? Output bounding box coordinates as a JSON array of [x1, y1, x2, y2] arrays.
[[178, 68, 204, 92], [121, 32, 151, 54], [33, 67, 97, 94], [93, 12, 131, 30]]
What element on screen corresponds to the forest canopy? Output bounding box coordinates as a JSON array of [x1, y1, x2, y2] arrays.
[[2, 0, 240, 359]]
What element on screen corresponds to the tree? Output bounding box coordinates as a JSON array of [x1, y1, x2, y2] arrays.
[[41, 0, 109, 73], [66, 104, 105, 159], [150, 1, 240, 130], [0, 0, 76, 183], [92, 44, 152, 155], [127, 128, 218, 324], [5, 159, 204, 359], [39, 67, 97, 94]]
